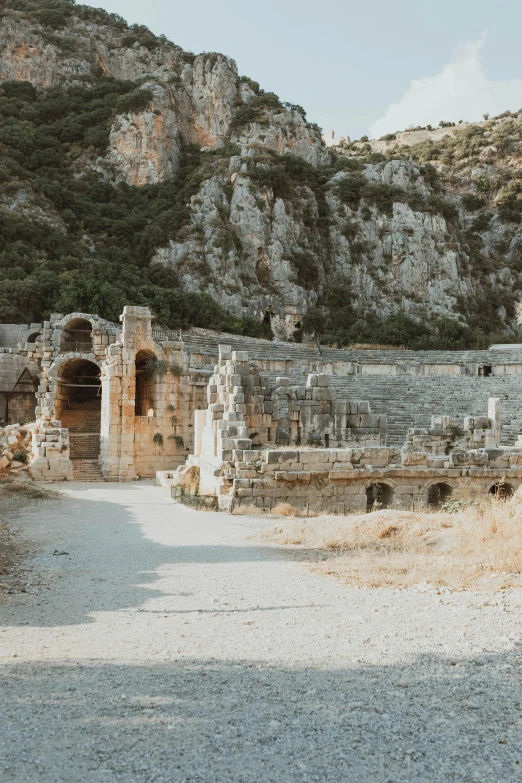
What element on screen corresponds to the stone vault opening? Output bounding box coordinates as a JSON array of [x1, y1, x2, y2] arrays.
[[427, 482, 453, 509], [489, 481, 514, 499], [55, 358, 102, 476], [55, 358, 101, 430], [366, 482, 394, 512]]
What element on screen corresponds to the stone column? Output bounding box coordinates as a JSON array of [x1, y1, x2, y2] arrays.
[[118, 306, 154, 480], [487, 397, 501, 447]]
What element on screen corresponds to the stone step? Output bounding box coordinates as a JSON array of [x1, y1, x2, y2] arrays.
[[72, 459, 104, 481], [70, 434, 100, 459], [60, 411, 101, 433]]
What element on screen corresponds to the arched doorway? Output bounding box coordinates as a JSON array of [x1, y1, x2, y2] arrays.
[[61, 318, 93, 353], [56, 359, 102, 480], [27, 332, 41, 344], [489, 482, 514, 499], [135, 350, 156, 416], [428, 482, 453, 509], [366, 482, 394, 512]]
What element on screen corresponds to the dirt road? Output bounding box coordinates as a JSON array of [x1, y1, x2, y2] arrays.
[[1, 481, 522, 782]]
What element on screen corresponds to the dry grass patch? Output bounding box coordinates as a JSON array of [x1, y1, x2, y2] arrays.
[[271, 502, 299, 517], [261, 496, 522, 588], [232, 503, 264, 516]]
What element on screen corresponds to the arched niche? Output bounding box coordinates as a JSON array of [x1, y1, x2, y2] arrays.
[[27, 332, 42, 344], [135, 350, 157, 416], [61, 318, 93, 353]]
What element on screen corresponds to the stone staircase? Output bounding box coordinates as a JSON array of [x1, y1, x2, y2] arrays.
[[60, 403, 100, 433], [60, 403, 104, 481], [70, 433, 100, 459], [178, 328, 522, 368], [330, 375, 522, 446]]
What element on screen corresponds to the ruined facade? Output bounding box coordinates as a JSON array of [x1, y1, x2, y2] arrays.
[[162, 347, 522, 513], [0, 307, 194, 480], [2, 308, 522, 513]]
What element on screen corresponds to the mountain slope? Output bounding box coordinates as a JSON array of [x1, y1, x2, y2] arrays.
[[0, 0, 521, 349]]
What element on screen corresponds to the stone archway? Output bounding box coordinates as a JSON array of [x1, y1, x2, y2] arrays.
[[56, 358, 103, 481]]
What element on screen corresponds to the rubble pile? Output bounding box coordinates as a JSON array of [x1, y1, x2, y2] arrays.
[[0, 422, 32, 474]]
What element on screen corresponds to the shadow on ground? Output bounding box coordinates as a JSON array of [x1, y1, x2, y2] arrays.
[[2, 485, 324, 628], [1, 653, 521, 783]]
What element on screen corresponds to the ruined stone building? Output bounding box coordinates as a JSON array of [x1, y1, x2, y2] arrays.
[[2, 306, 522, 512]]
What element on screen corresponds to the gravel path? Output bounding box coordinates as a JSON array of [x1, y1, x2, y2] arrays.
[[1, 481, 522, 782]]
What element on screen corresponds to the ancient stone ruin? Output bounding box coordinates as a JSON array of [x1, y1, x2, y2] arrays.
[[2, 306, 522, 512]]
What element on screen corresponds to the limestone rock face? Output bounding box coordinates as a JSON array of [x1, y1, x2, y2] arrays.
[[153, 152, 324, 335], [232, 110, 331, 166], [326, 160, 470, 321], [105, 83, 182, 186], [0, 12, 327, 188], [190, 54, 239, 146], [153, 155, 482, 334]]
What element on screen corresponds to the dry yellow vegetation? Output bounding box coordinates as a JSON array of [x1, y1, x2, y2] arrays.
[[261, 494, 522, 589]]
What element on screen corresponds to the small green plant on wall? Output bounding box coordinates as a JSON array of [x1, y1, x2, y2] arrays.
[[146, 357, 168, 378], [153, 432, 164, 448], [168, 434, 184, 448], [169, 364, 183, 377]]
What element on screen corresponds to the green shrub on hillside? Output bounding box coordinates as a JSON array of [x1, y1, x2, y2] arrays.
[[315, 311, 517, 351], [287, 252, 320, 290], [116, 88, 154, 114], [120, 23, 163, 50], [461, 193, 486, 211], [335, 174, 436, 218], [229, 92, 285, 133], [239, 75, 260, 94]]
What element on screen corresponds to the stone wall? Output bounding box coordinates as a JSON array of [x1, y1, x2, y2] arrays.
[[228, 449, 522, 514], [0, 392, 35, 426], [0, 323, 42, 350]]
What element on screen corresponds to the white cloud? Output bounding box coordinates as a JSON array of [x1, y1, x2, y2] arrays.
[[369, 35, 522, 139]]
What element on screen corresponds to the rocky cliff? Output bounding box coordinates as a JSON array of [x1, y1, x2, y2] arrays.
[[0, 0, 521, 347]]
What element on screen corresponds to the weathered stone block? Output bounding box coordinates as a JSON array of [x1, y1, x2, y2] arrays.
[[235, 488, 253, 497], [311, 387, 332, 402], [328, 470, 353, 479]]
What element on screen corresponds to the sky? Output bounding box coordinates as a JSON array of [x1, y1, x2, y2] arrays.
[[90, 0, 522, 140]]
